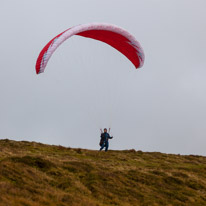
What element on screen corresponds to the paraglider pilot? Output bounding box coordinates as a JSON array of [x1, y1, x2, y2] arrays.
[[99, 128, 113, 152]]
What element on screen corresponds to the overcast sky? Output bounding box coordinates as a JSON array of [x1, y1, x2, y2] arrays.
[[0, 0, 206, 155]]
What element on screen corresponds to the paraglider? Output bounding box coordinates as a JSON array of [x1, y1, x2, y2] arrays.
[[99, 128, 113, 152], [35, 23, 145, 74], [35, 23, 145, 150]]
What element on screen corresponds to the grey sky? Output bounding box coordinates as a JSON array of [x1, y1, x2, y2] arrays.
[[0, 0, 206, 155]]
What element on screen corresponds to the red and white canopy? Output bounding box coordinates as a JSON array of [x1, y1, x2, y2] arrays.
[[36, 23, 145, 74]]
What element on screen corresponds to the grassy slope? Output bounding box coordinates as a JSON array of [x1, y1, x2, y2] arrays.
[[0, 140, 206, 206]]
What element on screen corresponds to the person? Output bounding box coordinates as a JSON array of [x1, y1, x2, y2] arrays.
[[99, 128, 113, 152]]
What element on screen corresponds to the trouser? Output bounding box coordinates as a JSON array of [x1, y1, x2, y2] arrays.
[[100, 141, 109, 151]]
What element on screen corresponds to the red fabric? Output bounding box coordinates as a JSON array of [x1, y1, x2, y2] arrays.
[[35, 30, 69, 74], [36, 28, 141, 74], [76, 30, 140, 68]]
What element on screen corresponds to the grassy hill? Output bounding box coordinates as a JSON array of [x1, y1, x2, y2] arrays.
[[0, 139, 206, 206]]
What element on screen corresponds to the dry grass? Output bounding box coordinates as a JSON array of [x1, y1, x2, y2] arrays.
[[0, 139, 206, 206]]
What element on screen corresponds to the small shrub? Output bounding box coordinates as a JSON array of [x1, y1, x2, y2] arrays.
[[10, 156, 53, 171]]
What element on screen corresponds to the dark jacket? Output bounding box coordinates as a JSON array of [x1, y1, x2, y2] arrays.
[[100, 132, 112, 142]]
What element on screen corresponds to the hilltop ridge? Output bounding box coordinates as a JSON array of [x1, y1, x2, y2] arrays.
[[0, 139, 206, 206]]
